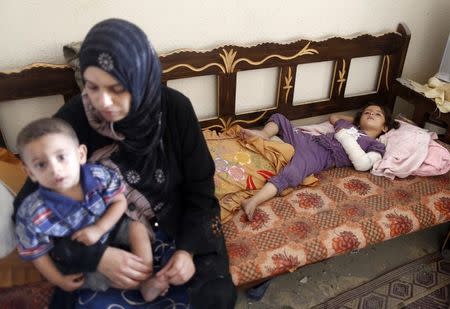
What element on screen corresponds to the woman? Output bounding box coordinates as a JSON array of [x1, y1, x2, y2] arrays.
[[14, 18, 236, 308]]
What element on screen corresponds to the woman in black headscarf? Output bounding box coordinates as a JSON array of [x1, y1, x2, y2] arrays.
[[15, 18, 236, 308]]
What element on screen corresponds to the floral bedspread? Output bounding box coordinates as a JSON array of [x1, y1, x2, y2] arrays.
[[223, 165, 450, 286]]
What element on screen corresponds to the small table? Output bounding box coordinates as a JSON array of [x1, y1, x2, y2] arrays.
[[393, 78, 450, 144]]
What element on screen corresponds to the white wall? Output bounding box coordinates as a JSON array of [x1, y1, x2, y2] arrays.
[[1, 0, 449, 150], [1, 0, 449, 80]]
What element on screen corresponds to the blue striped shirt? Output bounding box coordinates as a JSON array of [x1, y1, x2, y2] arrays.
[[15, 163, 124, 260]]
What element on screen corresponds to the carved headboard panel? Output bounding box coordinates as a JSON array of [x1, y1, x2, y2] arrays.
[[0, 23, 410, 148], [160, 23, 410, 131]]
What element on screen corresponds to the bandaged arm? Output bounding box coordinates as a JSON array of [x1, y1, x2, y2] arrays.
[[335, 129, 382, 171]]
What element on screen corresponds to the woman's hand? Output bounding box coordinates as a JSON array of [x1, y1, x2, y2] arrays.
[[156, 250, 195, 285], [98, 247, 152, 289], [55, 273, 85, 292]]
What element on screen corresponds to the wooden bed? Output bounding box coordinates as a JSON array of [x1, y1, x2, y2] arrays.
[[1, 22, 449, 302]]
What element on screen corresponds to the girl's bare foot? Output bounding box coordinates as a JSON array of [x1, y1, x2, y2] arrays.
[[240, 128, 269, 141], [140, 275, 169, 302], [242, 198, 257, 221]]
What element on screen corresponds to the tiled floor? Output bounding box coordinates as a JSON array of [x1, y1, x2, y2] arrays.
[[234, 222, 450, 309]]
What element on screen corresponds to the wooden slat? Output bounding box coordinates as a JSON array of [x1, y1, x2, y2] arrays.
[[277, 66, 297, 115], [0, 65, 79, 102]]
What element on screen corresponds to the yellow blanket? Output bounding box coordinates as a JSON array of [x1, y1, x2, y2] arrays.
[[204, 125, 318, 223]]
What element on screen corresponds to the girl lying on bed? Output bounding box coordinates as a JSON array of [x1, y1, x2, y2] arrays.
[[240, 104, 400, 220]]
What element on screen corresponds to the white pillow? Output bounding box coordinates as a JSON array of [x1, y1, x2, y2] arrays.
[[0, 181, 16, 258], [295, 121, 335, 136]]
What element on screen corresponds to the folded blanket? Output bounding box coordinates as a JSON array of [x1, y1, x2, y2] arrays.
[[413, 139, 450, 176], [409, 76, 450, 113], [204, 125, 318, 223]]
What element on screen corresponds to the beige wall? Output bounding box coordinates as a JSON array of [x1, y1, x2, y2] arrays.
[[0, 1, 449, 151], [1, 0, 449, 80]]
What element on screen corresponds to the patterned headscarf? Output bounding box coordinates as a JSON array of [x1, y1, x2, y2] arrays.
[[79, 18, 163, 155], [79, 18, 168, 212]]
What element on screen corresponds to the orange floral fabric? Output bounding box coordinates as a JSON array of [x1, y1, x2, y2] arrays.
[[204, 125, 318, 223], [223, 143, 450, 286]]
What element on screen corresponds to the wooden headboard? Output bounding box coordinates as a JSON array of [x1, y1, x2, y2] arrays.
[[0, 23, 410, 148]]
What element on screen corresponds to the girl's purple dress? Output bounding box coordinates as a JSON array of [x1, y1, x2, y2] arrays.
[[268, 113, 385, 193]]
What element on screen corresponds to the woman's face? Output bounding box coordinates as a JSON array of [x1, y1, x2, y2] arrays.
[[83, 66, 132, 122]]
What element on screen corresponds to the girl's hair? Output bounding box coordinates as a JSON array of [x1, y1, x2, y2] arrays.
[[353, 103, 400, 135]]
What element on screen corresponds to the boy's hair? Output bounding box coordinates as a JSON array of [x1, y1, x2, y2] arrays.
[[353, 102, 400, 134], [16, 118, 79, 158]]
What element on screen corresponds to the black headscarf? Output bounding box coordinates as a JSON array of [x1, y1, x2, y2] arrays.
[[79, 18, 168, 210]]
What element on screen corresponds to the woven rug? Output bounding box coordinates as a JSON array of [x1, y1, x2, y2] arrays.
[[314, 252, 450, 309]]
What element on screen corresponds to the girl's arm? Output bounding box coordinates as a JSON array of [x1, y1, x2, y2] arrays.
[[329, 114, 354, 125], [335, 129, 382, 171]]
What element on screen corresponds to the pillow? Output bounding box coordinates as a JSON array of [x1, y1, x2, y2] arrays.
[[0, 150, 44, 287], [0, 181, 15, 258], [63, 41, 83, 90], [0, 153, 27, 258], [294, 121, 335, 136]]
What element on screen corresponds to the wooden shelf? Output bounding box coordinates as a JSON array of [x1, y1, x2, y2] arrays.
[[393, 78, 450, 143]]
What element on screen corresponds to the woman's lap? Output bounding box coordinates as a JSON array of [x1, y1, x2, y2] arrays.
[[75, 229, 192, 308], [75, 285, 191, 308]]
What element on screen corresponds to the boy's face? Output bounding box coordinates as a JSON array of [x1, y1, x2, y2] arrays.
[[22, 133, 87, 195]]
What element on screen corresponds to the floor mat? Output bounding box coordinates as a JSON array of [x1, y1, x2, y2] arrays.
[[314, 251, 450, 308]]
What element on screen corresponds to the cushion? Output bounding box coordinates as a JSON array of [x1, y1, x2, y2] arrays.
[[294, 121, 335, 136], [0, 148, 44, 287], [0, 181, 16, 258], [63, 41, 83, 90], [0, 150, 26, 258], [224, 164, 450, 286]]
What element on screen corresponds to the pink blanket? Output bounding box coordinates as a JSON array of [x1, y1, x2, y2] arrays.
[[413, 139, 450, 176], [372, 120, 450, 179]]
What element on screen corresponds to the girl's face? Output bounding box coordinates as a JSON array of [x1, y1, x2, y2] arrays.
[[359, 105, 387, 133], [83, 66, 132, 122]]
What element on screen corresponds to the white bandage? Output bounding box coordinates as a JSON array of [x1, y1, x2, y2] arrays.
[[335, 129, 381, 171]]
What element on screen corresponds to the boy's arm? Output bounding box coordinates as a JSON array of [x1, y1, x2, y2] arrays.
[[72, 193, 127, 245], [93, 192, 127, 234], [32, 254, 84, 291], [329, 114, 355, 125]]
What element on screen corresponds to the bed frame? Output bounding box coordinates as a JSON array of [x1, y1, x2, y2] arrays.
[[2, 23, 449, 295], [0, 23, 411, 147]]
